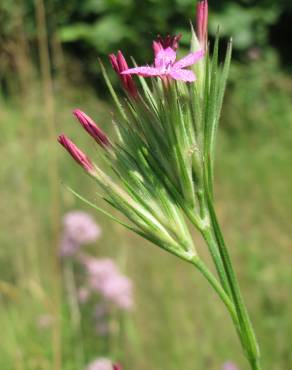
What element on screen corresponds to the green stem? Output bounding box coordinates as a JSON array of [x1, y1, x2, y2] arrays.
[[250, 358, 262, 370], [188, 256, 247, 353], [188, 257, 238, 326], [64, 260, 85, 368], [206, 199, 261, 369], [202, 227, 232, 299]]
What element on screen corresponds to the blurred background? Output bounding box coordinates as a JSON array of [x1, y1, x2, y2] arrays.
[[0, 0, 292, 369]]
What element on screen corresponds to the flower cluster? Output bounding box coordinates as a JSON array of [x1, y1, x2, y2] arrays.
[[222, 362, 240, 370], [59, 210, 101, 257], [86, 358, 121, 370], [81, 256, 134, 311]]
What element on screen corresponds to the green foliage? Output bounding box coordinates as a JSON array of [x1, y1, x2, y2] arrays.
[[209, 3, 280, 49], [55, 0, 289, 76]]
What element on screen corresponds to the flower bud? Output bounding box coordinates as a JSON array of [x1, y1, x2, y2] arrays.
[[73, 109, 111, 148], [58, 134, 94, 173], [196, 0, 208, 50], [109, 51, 138, 99]]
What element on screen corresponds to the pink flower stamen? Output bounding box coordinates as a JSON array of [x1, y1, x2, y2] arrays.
[[152, 34, 182, 57], [58, 134, 94, 173]]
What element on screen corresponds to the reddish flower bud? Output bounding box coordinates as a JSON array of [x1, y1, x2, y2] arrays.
[[58, 134, 94, 173], [109, 51, 138, 99], [196, 0, 208, 50], [113, 364, 122, 370], [152, 34, 182, 58], [73, 109, 110, 149]]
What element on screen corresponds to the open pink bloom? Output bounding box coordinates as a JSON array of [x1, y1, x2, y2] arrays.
[[73, 109, 110, 148], [109, 51, 138, 98], [122, 47, 204, 82], [152, 34, 182, 56], [196, 0, 208, 50], [58, 134, 94, 173]]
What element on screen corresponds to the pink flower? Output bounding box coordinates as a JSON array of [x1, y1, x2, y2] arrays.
[[84, 258, 119, 290], [59, 232, 79, 257], [83, 257, 134, 311], [122, 47, 204, 82], [196, 0, 208, 50], [59, 211, 101, 256], [86, 358, 115, 370], [222, 361, 240, 370], [58, 134, 94, 173], [73, 109, 111, 148], [152, 34, 182, 56], [109, 51, 138, 98], [101, 274, 134, 311], [63, 211, 101, 245]]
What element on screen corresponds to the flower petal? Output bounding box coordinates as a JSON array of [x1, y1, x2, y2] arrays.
[[121, 66, 162, 77], [173, 50, 204, 69], [154, 47, 176, 68], [169, 69, 196, 82]]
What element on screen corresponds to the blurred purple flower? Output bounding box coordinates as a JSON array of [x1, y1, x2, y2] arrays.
[[222, 361, 240, 370], [59, 232, 79, 257], [84, 257, 119, 290], [82, 256, 134, 311], [59, 211, 101, 256], [101, 274, 134, 311], [86, 358, 115, 370], [63, 211, 101, 245]]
